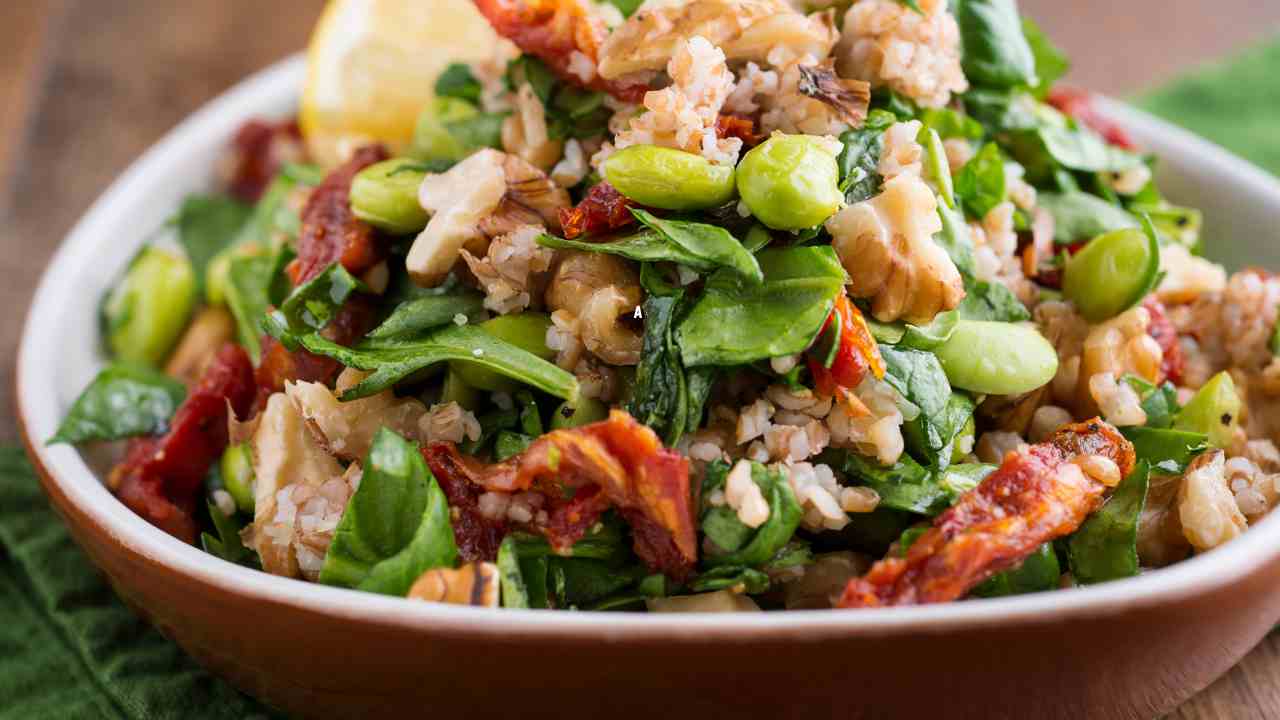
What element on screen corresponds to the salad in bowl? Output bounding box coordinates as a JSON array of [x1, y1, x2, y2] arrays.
[[49, 0, 1275, 614]]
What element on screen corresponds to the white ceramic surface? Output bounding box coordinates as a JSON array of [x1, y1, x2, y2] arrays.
[[18, 55, 1280, 643]]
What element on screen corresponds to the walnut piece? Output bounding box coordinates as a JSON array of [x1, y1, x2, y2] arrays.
[[408, 562, 501, 607]]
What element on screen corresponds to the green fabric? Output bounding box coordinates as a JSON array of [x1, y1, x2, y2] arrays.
[[0, 448, 275, 719], [1138, 34, 1280, 176], [6, 34, 1280, 719]]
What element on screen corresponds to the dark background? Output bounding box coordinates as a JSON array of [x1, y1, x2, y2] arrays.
[[2, 1, 1279, 716]]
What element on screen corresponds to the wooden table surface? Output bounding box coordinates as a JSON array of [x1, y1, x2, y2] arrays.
[[3, 1, 1280, 717]]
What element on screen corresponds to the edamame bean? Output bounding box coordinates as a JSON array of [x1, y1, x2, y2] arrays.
[[933, 320, 1058, 395], [104, 247, 197, 367], [550, 396, 609, 429], [603, 145, 736, 211], [351, 158, 431, 235], [736, 134, 843, 231], [1174, 371, 1241, 449], [1062, 225, 1160, 322], [220, 442, 256, 513], [451, 313, 555, 391]]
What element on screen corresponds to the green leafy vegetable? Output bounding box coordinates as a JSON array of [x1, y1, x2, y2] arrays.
[[365, 293, 486, 341], [627, 289, 713, 445], [1124, 375, 1181, 430], [678, 247, 847, 366], [956, 0, 1039, 89], [920, 107, 985, 141], [956, 279, 1032, 322], [550, 559, 646, 607], [1021, 17, 1069, 97], [319, 428, 458, 596], [49, 363, 186, 445], [1068, 460, 1150, 585], [879, 346, 951, 422], [434, 62, 482, 103], [604, 0, 644, 16], [1120, 427, 1209, 475], [688, 566, 771, 594], [902, 391, 977, 471], [201, 501, 256, 567], [953, 142, 1007, 219], [971, 542, 1059, 597], [277, 263, 368, 333], [700, 461, 802, 569], [497, 535, 529, 609], [630, 210, 762, 282], [1038, 191, 1139, 244], [837, 110, 896, 203], [224, 245, 293, 362], [935, 198, 977, 276], [298, 324, 579, 401], [831, 451, 949, 515], [1034, 126, 1143, 173], [175, 195, 251, 296]]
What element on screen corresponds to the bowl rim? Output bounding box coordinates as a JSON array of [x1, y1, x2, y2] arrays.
[[19, 54, 1280, 642]]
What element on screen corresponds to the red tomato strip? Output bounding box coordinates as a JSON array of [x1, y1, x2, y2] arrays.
[[287, 145, 388, 286], [225, 118, 303, 204], [558, 181, 637, 239], [807, 294, 885, 397], [839, 419, 1135, 608], [111, 345, 256, 544], [423, 411, 698, 579]]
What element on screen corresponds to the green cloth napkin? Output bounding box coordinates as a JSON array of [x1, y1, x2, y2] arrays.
[[7, 33, 1280, 720]]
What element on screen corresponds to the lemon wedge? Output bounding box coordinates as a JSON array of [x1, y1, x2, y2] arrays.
[[300, 0, 503, 168]]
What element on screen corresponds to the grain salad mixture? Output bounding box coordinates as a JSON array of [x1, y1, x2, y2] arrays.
[[52, 0, 1280, 612]]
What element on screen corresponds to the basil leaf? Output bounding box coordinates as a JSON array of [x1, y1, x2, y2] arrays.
[[319, 428, 458, 595], [953, 142, 1007, 219], [627, 290, 712, 445], [299, 324, 579, 401], [700, 461, 803, 569], [50, 363, 186, 445], [956, 279, 1032, 322], [632, 210, 762, 282], [366, 293, 486, 341], [176, 194, 251, 296], [1120, 427, 1208, 475], [837, 110, 897, 203], [971, 541, 1059, 597], [678, 247, 847, 366], [225, 245, 294, 362], [435, 62, 482, 103], [1068, 460, 1150, 585], [956, 0, 1038, 89], [1038, 191, 1139, 244], [1021, 17, 1069, 98]]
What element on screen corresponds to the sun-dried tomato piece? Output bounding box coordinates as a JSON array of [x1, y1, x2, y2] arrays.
[[839, 419, 1135, 608], [252, 296, 377, 410], [807, 294, 885, 398], [558, 182, 637, 240], [423, 411, 698, 579], [1047, 87, 1136, 151], [423, 445, 510, 563], [1143, 296, 1184, 386], [111, 344, 256, 544], [715, 114, 761, 147], [287, 145, 389, 286], [473, 0, 650, 102], [224, 118, 304, 204]]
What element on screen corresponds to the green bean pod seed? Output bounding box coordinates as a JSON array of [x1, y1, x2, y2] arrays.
[[1062, 226, 1160, 323], [1174, 371, 1241, 449], [550, 396, 609, 429], [603, 145, 737, 211], [104, 246, 197, 367], [451, 313, 556, 391], [934, 320, 1059, 396], [410, 97, 482, 162], [736, 134, 843, 231], [220, 442, 256, 514], [351, 158, 431, 235]]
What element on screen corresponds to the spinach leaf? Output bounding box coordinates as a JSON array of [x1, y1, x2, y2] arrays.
[[550, 559, 646, 607], [319, 428, 459, 595], [956, 279, 1032, 322], [604, 0, 644, 16], [920, 107, 985, 140], [1124, 375, 1181, 429], [277, 263, 368, 333], [879, 346, 951, 422], [953, 142, 1007, 219], [1038, 191, 1139, 244], [1021, 17, 1069, 98], [956, 0, 1038, 89], [366, 293, 486, 340], [902, 391, 976, 471], [837, 110, 897, 203], [496, 535, 529, 608], [938, 463, 996, 496], [539, 230, 706, 267], [49, 363, 185, 445], [1119, 427, 1208, 475], [502, 517, 632, 565], [936, 198, 977, 276], [506, 56, 611, 140], [435, 63, 482, 103], [1068, 460, 1150, 585], [201, 501, 256, 567], [678, 247, 847, 366], [900, 310, 960, 350], [832, 451, 950, 515], [299, 324, 579, 401], [1034, 126, 1143, 173], [688, 566, 771, 594], [627, 290, 713, 445], [176, 194, 251, 296], [971, 542, 1059, 597], [225, 244, 294, 362], [631, 210, 762, 282], [700, 461, 803, 569]]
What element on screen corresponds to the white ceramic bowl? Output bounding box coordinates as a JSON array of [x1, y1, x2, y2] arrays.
[[19, 56, 1280, 719]]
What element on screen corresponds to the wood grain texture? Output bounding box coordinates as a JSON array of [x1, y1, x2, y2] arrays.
[[0, 2, 1276, 718]]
